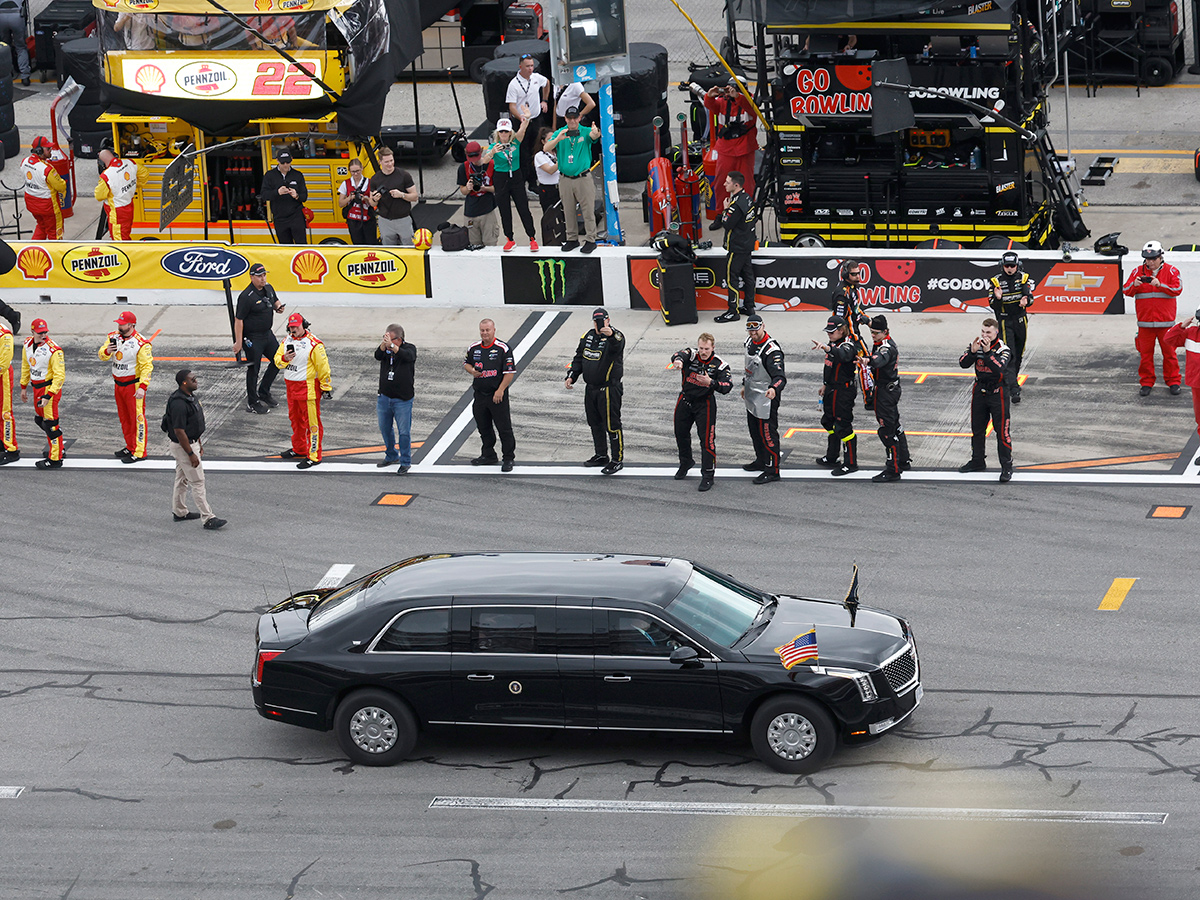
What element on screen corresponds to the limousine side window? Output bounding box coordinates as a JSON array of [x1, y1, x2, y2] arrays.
[[471, 608, 537, 653], [607, 611, 680, 657], [374, 608, 452, 652]]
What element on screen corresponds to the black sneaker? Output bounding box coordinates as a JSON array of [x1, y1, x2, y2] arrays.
[[246, 399, 269, 414], [396, 465, 410, 475], [35, 459, 63, 469], [21, 76, 30, 86], [831, 463, 858, 476], [121, 454, 140, 464], [280, 449, 300, 459], [561, 240, 580, 252], [580, 241, 597, 254], [0, 450, 18, 466], [583, 454, 609, 467], [814, 456, 837, 468], [297, 459, 320, 469], [872, 470, 901, 483], [114, 448, 132, 458], [501, 459, 514, 472], [999, 467, 1013, 483], [958, 459, 987, 473], [259, 391, 279, 408], [471, 455, 500, 466], [901, 459, 913, 471], [697, 475, 714, 492], [752, 471, 780, 485], [742, 461, 765, 472], [173, 512, 201, 522], [713, 310, 740, 324], [1139, 386, 1152, 397], [674, 464, 692, 480], [1012, 393, 1022, 404], [376, 459, 398, 468], [601, 461, 623, 475], [1170, 384, 1182, 395], [203, 517, 228, 530]]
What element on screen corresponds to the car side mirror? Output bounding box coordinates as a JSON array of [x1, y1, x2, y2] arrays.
[[670, 646, 701, 666]]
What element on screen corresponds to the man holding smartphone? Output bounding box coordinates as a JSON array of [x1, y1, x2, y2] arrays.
[[1123, 240, 1183, 396], [958, 319, 1013, 482], [274, 313, 332, 469], [375, 324, 416, 473], [565, 308, 624, 474], [988, 252, 1034, 403], [98, 311, 153, 463], [233, 263, 285, 414]]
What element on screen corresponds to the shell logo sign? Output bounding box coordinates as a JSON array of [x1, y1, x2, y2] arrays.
[[176, 62, 237, 98], [63, 245, 132, 283], [337, 249, 407, 289], [134, 65, 166, 94], [254, 0, 271, 8], [292, 250, 328, 285], [16, 246, 52, 280]]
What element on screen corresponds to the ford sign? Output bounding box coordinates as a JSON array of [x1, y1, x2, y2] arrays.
[[161, 247, 250, 281]]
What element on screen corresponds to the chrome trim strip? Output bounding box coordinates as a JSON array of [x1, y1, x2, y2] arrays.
[[264, 703, 319, 716], [426, 720, 731, 733]]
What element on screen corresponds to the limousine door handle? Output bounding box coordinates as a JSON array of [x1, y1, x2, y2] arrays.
[[466, 674, 495, 681], [603, 675, 632, 682]]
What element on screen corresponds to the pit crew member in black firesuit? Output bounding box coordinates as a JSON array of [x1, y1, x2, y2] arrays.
[[813, 314, 859, 477], [464, 318, 517, 472], [711, 171, 757, 324], [866, 315, 911, 483], [565, 307, 625, 475], [988, 250, 1034, 403], [832, 259, 874, 410], [670, 332, 733, 492], [958, 317, 1013, 483], [232, 262, 285, 415], [740, 314, 786, 485]]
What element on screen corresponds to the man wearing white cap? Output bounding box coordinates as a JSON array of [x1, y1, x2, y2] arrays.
[[99, 311, 154, 462]]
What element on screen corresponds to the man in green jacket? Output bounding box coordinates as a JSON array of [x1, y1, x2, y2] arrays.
[[544, 106, 601, 254]]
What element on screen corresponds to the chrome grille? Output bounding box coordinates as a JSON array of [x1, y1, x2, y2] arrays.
[[881, 647, 917, 693]]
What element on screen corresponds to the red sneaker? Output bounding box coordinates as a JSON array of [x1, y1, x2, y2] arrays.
[[503, 239, 516, 252], [529, 239, 539, 252]]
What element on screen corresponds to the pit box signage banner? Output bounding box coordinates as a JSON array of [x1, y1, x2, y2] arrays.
[[628, 253, 1125, 315], [119, 55, 326, 101], [8, 241, 428, 296]]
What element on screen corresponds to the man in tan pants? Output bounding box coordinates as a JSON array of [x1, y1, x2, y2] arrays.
[[544, 106, 600, 253], [165, 370, 226, 530]]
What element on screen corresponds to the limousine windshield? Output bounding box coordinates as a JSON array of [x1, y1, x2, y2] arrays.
[[666, 567, 766, 647]]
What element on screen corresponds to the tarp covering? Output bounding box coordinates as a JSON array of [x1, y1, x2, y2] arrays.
[[729, 0, 1017, 26]]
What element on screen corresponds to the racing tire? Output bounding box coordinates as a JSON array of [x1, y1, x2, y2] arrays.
[[0, 102, 12, 135], [319, 237, 347, 245], [138, 236, 160, 240], [612, 102, 657, 128], [68, 102, 104, 130], [750, 695, 836, 775], [334, 689, 418, 767], [630, 41, 669, 101], [790, 232, 826, 248], [0, 77, 12, 107], [73, 129, 110, 160], [615, 149, 656, 183], [492, 39, 550, 78], [612, 57, 659, 113], [979, 236, 1027, 250], [613, 122, 655, 155], [1141, 56, 1173, 87], [0, 125, 18, 159], [481, 57, 520, 122], [0, 42, 11, 79], [467, 55, 488, 84]]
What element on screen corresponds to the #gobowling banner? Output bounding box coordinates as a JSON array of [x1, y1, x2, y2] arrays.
[[628, 252, 1124, 315]]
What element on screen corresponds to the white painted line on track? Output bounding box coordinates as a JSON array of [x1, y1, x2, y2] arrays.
[[428, 796, 1167, 825], [315, 564, 354, 588], [0, 786, 25, 799]]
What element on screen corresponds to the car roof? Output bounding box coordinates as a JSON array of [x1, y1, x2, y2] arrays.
[[368, 553, 694, 607]]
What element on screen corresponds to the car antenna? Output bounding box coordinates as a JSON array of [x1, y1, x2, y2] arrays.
[[842, 564, 860, 628], [282, 564, 294, 600]]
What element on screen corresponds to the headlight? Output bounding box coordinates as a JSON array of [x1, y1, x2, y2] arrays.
[[813, 666, 878, 702]]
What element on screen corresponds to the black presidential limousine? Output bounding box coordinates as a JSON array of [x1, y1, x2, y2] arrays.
[[251, 553, 921, 773]]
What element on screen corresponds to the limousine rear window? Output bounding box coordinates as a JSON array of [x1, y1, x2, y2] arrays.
[[308, 582, 367, 630], [665, 569, 763, 648]]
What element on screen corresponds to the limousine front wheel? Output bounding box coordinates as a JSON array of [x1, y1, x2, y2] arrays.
[[334, 689, 418, 766], [750, 695, 835, 774]]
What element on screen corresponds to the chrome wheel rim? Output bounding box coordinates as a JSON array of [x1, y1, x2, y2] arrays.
[[348, 706, 398, 754], [766, 712, 817, 760]]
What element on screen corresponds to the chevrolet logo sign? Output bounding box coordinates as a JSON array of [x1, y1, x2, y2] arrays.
[[1045, 271, 1105, 291]]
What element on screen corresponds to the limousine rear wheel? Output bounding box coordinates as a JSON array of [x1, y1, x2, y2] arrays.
[[334, 689, 417, 766], [750, 695, 835, 774]]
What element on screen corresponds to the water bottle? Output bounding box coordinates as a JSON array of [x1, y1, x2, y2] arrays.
[[816, 391, 824, 411]]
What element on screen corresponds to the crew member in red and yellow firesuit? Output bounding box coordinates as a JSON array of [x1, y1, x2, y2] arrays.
[[98, 310, 154, 462], [1123, 240, 1183, 397], [0, 310, 16, 464], [20, 317, 66, 469], [689, 77, 757, 211], [20, 136, 67, 240], [94, 146, 144, 241], [274, 312, 331, 469], [1164, 310, 1200, 466]]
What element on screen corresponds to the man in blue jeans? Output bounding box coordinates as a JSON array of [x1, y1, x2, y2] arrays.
[[375, 324, 416, 473]]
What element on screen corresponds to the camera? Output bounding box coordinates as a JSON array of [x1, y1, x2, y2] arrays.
[[469, 174, 483, 191]]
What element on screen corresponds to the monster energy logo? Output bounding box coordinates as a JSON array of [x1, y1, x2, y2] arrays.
[[535, 259, 568, 303]]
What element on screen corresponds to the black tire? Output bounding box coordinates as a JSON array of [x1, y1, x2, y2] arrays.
[[468, 55, 488, 83], [333, 689, 418, 766], [915, 237, 963, 250], [481, 57, 520, 122], [0, 125, 17, 160], [629, 41, 668, 100], [69, 102, 104, 130], [320, 237, 347, 245], [0, 78, 12, 107], [790, 232, 826, 248], [0, 42, 11, 79], [73, 129, 110, 160], [613, 102, 657, 128], [493, 39, 550, 79], [979, 236, 1027, 250], [615, 149, 656, 183], [1142, 56, 1173, 87], [750, 695, 836, 774], [614, 122, 655, 155], [612, 57, 659, 113], [0, 103, 12, 134]]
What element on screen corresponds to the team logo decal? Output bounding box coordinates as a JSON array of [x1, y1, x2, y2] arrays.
[[292, 250, 328, 285], [161, 247, 250, 280], [337, 249, 407, 289], [175, 62, 237, 97], [15, 246, 52, 280], [133, 64, 166, 94], [63, 245, 131, 283]]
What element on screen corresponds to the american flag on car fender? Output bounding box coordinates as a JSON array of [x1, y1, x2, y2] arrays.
[[775, 628, 818, 669]]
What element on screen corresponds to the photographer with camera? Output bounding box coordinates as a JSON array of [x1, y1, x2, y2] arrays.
[[456, 142, 499, 248], [687, 76, 758, 211], [337, 159, 378, 245], [565, 307, 625, 474], [1123, 240, 1183, 397]]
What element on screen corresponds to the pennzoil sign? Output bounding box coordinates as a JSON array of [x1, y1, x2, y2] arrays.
[[63, 245, 131, 283], [337, 249, 407, 289]]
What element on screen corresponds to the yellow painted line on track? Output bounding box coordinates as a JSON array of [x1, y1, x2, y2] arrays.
[[1098, 578, 1137, 611], [1070, 149, 1193, 155], [1115, 158, 1194, 174]]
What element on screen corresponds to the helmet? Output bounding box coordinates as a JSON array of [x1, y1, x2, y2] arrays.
[[1001, 251, 1019, 267], [1142, 240, 1164, 259]]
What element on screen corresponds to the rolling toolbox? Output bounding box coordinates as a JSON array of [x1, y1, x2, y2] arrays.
[[657, 260, 697, 326]]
